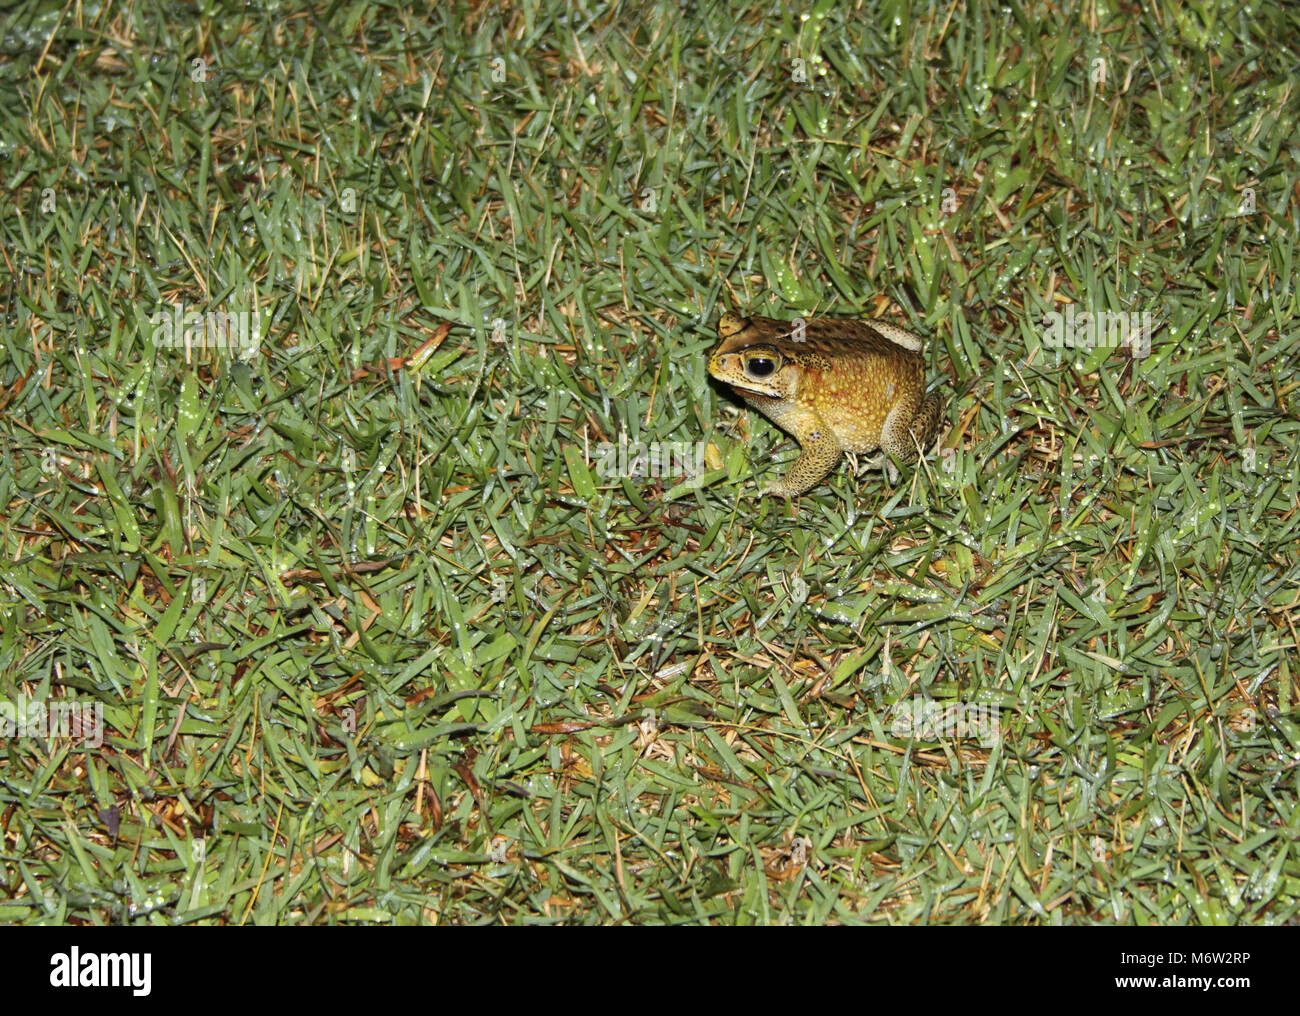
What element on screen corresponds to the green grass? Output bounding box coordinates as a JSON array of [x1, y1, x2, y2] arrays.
[[1, 0, 1297, 925]]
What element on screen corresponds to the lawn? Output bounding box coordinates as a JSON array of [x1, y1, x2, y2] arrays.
[[0, 0, 1297, 924]]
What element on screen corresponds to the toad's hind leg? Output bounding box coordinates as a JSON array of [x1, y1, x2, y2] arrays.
[[763, 427, 843, 498], [880, 390, 946, 465]]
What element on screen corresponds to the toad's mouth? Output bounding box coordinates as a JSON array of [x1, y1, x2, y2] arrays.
[[726, 382, 778, 400]]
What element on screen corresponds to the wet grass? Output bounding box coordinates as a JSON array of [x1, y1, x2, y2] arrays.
[[0, 0, 1297, 924]]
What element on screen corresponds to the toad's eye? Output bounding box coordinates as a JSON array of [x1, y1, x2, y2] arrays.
[[745, 356, 777, 378]]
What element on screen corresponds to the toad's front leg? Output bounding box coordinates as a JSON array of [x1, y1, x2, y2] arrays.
[[762, 424, 843, 498]]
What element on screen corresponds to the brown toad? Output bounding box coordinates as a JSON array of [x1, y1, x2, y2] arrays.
[[707, 311, 946, 497]]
